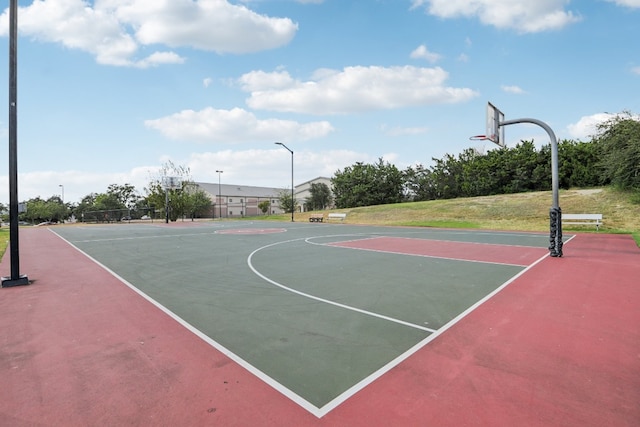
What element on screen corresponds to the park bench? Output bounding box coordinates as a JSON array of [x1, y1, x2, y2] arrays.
[[309, 213, 324, 223], [562, 213, 603, 230], [327, 213, 347, 222]]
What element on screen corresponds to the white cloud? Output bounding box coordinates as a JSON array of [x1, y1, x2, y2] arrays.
[[414, 0, 581, 33], [144, 107, 334, 143], [203, 77, 213, 88], [7, 167, 157, 206], [566, 113, 617, 139], [501, 85, 526, 94], [409, 0, 428, 10], [134, 51, 185, 68], [113, 0, 297, 53], [4, 147, 372, 204], [606, 0, 640, 7], [240, 66, 478, 115], [410, 44, 442, 63], [566, 112, 640, 139], [187, 148, 371, 188], [631, 66, 640, 75], [0, 0, 297, 67]]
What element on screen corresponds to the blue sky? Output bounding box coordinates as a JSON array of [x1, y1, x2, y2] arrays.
[[0, 0, 639, 204]]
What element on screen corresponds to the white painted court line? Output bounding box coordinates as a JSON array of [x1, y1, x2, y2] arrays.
[[305, 236, 535, 268], [70, 231, 219, 243], [247, 237, 437, 334]]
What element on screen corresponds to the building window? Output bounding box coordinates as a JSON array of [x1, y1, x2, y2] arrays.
[[229, 198, 233, 202]]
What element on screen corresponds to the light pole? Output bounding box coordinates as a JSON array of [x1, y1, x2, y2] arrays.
[[2, 0, 29, 287], [216, 170, 223, 219], [59, 184, 64, 223], [275, 142, 294, 222]]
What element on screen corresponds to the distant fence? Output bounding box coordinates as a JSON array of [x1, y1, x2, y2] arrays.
[[81, 208, 157, 223]]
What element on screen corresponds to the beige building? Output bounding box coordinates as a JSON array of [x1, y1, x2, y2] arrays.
[[195, 182, 285, 218], [195, 176, 334, 218], [295, 177, 334, 212]]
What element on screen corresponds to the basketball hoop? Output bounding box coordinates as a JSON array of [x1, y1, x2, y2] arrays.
[[469, 135, 489, 141], [162, 176, 183, 190]]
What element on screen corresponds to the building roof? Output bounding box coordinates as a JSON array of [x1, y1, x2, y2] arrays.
[[195, 182, 285, 198]]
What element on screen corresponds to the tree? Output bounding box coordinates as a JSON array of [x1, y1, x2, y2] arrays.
[[107, 183, 141, 209], [19, 196, 67, 224], [332, 158, 404, 208], [144, 161, 192, 221], [557, 139, 601, 188], [403, 164, 433, 201], [594, 112, 640, 191], [93, 193, 125, 211], [258, 200, 270, 215], [278, 189, 297, 214], [182, 183, 213, 220], [305, 182, 333, 211]]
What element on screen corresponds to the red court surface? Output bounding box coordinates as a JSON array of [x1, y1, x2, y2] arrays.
[[1, 227, 639, 426], [328, 236, 548, 266]]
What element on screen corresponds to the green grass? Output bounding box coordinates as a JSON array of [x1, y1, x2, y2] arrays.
[[0, 228, 8, 259], [295, 187, 640, 246]]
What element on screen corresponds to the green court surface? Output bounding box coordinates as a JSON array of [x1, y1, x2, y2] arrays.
[[52, 221, 551, 414]]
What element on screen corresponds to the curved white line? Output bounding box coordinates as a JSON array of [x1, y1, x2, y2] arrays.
[[247, 237, 436, 333]]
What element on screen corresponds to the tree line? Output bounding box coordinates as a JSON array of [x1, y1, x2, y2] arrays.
[[10, 161, 212, 224], [329, 113, 639, 209]]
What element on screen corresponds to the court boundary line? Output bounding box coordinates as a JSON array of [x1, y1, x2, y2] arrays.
[[313, 233, 550, 250]]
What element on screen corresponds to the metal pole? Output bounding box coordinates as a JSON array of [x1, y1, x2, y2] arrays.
[[59, 184, 64, 223], [2, 0, 29, 287], [500, 117, 562, 257], [290, 151, 294, 222], [275, 142, 294, 222], [165, 188, 169, 223], [216, 170, 223, 219]]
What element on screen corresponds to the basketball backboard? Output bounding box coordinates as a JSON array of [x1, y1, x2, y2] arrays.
[[486, 102, 505, 147], [162, 176, 183, 190]]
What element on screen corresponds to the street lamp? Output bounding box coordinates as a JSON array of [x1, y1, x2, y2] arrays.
[[275, 142, 294, 222], [216, 170, 223, 219], [59, 184, 64, 223], [2, 0, 29, 287]]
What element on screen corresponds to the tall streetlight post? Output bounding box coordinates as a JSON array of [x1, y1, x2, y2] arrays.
[[2, 0, 29, 287], [275, 142, 294, 222], [59, 184, 64, 223], [216, 170, 223, 219]]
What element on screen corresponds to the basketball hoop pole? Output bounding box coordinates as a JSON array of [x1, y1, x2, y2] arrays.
[[500, 118, 559, 208], [499, 117, 562, 257]]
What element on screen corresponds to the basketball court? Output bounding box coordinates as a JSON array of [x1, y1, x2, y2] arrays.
[[1, 221, 638, 425]]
